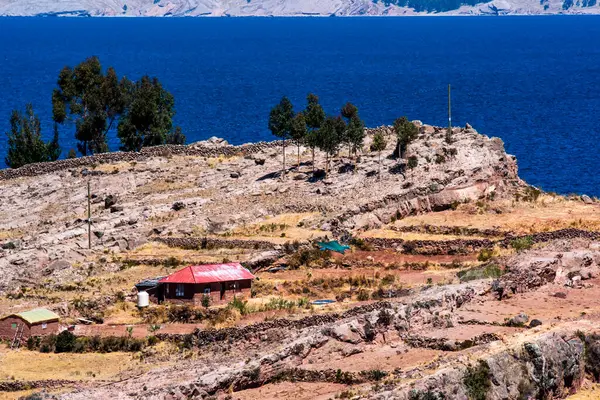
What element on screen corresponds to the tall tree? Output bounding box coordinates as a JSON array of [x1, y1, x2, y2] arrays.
[[5, 104, 61, 168], [394, 116, 419, 160], [318, 116, 344, 173], [290, 112, 307, 168], [52, 57, 129, 156], [117, 76, 176, 151], [304, 93, 325, 173], [370, 131, 387, 180], [341, 102, 365, 171], [268, 97, 294, 178]]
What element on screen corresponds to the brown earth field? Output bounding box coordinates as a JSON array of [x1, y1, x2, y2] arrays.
[[1, 124, 600, 399]]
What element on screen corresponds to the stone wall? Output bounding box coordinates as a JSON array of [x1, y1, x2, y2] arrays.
[[153, 237, 278, 250], [364, 228, 600, 255], [0, 140, 286, 181]]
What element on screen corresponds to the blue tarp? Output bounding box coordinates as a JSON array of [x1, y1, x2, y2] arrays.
[[317, 241, 350, 254]]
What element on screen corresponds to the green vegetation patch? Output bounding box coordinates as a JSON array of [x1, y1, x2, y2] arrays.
[[463, 360, 491, 400], [457, 263, 503, 282]]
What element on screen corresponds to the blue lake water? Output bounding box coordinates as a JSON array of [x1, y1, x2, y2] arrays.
[[1, 16, 600, 195]]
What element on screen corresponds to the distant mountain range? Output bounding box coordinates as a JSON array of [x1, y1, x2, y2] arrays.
[[0, 0, 598, 16]]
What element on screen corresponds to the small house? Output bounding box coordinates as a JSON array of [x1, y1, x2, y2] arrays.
[[152, 263, 254, 305], [0, 308, 60, 341]]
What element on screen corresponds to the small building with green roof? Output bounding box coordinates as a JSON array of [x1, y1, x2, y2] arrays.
[[0, 308, 60, 341]]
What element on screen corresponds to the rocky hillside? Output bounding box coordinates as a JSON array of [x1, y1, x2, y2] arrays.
[[0, 123, 524, 294], [0, 0, 598, 16]]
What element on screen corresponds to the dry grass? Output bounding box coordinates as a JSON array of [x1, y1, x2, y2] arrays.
[[0, 346, 142, 382], [567, 383, 600, 399], [225, 213, 324, 242], [91, 161, 134, 174], [394, 196, 600, 235], [136, 179, 196, 195], [0, 229, 24, 240], [128, 242, 254, 263]]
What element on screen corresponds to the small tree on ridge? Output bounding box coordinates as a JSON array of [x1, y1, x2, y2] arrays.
[[268, 96, 295, 178]]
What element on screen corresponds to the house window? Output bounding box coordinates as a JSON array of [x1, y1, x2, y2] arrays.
[[11, 323, 16, 329], [176, 284, 185, 297], [42, 323, 47, 330], [204, 288, 210, 295]]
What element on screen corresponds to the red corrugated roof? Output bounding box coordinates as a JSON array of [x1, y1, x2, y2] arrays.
[[159, 263, 255, 284]]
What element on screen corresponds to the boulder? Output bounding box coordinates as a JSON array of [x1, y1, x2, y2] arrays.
[[581, 195, 593, 204], [230, 171, 241, 179], [43, 260, 72, 276], [110, 205, 124, 213], [172, 201, 186, 211], [529, 319, 543, 328], [104, 195, 118, 209], [507, 312, 529, 327]]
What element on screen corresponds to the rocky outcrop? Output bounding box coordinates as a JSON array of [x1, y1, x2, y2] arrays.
[[371, 328, 590, 400], [498, 239, 600, 294]]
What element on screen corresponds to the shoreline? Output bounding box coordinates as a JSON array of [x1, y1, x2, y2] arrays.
[[1, 12, 600, 18]]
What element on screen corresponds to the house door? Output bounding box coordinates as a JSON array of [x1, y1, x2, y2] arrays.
[[220, 283, 225, 301]]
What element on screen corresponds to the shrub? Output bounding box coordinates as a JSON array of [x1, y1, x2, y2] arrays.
[[407, 155, 418, 169], [357, 289, 370, 301], [163, 257, 181, 268], [463, 361, 491, 400], [167, 304, 196, 323], [511, 236, 533, 252], [201, 294, 211, 308], [435, 154, 446, 164], [457, 264, 503, 282], [39, 335, 57, 353], [377, 309, 392, 326], [73, 337, 90, 353], [349, 237, 372, 251], [147, 335, 159, 346], [522, 186, 541, 202], [477, 248, 494, 262], [68, 149, 77, 159], [27, 336, 41, 351], [229, 296, 250, 315], [287, 247, 330, 269]]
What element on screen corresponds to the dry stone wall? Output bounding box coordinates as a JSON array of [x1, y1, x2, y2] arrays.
[[0, 140, 285, 181]]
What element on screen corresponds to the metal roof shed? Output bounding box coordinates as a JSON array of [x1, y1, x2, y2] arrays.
[[159, 263, 255, 284]]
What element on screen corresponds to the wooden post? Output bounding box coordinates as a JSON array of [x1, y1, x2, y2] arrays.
[[87, 180, 91, 250], [448, 84, 452, 135]]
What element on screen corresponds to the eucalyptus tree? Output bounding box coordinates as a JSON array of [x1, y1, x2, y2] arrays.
[[268, 96, 295, 178], [5, 104, 60, 168], [52, 56, 129, 156], [117, 75, 176, 151], [370, 131, 387, 179], [304, 93, 325, 172], [290, 112, 307, 168], [394, 116, 419, 160]]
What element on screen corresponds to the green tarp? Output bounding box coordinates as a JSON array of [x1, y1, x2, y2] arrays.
[[317, 241, 350, 254]]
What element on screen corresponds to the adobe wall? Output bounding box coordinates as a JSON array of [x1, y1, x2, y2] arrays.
[[0, 316, 29, 340], [0, 317, 59, 340]]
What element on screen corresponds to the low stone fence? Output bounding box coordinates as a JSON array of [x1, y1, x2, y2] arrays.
[[0, 379, 75, 392], [157, 301, 393, 346], [393, 224, 507, 238], [364, 228, 600, 255], [153, 236, 278, 250], [0, 140, 285, 181]]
